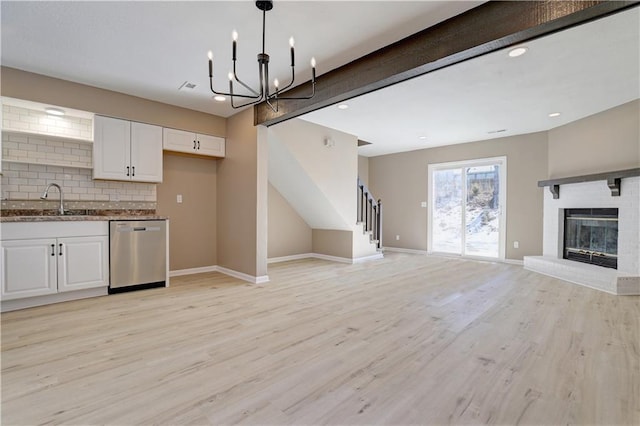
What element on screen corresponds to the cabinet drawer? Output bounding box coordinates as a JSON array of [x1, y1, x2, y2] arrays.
[[1, 221, 108, 240]]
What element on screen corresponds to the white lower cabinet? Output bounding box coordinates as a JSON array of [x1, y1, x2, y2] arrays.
[[1, 239, 58, 299], [57, 236, 109, 293], [1, 222, 109, 302]]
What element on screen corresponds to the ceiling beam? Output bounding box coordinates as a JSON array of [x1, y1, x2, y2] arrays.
[[255, 0, 638, 126]]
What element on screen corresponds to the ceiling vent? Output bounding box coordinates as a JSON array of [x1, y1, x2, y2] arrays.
[[178, 81, 197, 91]]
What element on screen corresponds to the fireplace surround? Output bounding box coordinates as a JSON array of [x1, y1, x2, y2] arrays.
[[524, 170, 639, 295]]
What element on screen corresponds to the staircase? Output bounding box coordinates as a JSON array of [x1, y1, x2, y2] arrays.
[[357, 177, 382, 250]]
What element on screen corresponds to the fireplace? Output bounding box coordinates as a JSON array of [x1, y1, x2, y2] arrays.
[[564, 208, 618, 269], [524, 171, 639, 295]]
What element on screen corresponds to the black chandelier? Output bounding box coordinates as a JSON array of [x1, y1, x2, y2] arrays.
[[207, 0, 316, 111]]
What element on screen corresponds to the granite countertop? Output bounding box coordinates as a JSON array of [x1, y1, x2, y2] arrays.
[[0, 209, 167, 223]]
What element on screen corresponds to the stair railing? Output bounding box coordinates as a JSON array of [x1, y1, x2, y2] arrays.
[[357, 177, 382, 249]]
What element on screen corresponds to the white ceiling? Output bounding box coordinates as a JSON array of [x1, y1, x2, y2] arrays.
[[0, 0, 481, 118], [303, 6, 640, 156], [2, 2, 638, 158]]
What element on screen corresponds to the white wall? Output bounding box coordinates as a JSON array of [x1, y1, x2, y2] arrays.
[[269, 118, 359, 230]]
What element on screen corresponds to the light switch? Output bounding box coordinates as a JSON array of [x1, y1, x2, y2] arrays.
[[177, 194, 183, 204], [421, 201, 427, 208]]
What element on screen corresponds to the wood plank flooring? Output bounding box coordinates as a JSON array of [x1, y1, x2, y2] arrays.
[[1, 253, 638, 425]]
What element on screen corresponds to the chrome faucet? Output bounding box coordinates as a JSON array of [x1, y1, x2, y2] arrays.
[[40, 183, 65, 215]]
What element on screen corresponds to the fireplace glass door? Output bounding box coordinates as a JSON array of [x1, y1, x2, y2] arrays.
[[429, 157, 506, 259], [564, 208, 618, 269]]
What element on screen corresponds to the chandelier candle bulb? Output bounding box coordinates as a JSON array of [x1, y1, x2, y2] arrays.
[[290, 37, 295, 66], [208, 51, 213, 77], [311, 57, 316, 81], [232, 31, 238, 61], [274, 78, 279, 89]]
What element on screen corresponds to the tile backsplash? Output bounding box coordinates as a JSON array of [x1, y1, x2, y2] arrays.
[[1, 162, 156, 202], [2, 132, 92, 169]]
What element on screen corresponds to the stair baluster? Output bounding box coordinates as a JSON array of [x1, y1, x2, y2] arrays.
[[357, 178, 383, 250]]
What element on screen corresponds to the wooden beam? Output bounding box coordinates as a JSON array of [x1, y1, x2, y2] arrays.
[[255, 1, 638, 126]]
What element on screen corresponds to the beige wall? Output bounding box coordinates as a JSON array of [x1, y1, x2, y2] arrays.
[[548, 99, 640, 178], [268, 184, 312, 258], [217, 108, 266, 277], [358, 155, 370, 186], [157, 153, 217, 271], [370, 132, 548, 260], [1, 67, 226, 136], [312, 229, 353, 258]]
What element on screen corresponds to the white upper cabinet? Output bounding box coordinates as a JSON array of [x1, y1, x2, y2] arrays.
[[93, 116, 163, 182], [130, 122, 164, 182], [163, 128, 225, 158]]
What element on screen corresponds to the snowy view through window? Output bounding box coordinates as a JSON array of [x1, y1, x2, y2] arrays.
[[432, 165, 500, 257]]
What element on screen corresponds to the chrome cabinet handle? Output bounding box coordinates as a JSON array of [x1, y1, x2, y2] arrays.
[[193, 140, 197, 150], [59, 243, 63, 256], [51, 244, 55, 257], [197, 140, 200, 150], [132, 166, 135, 177], [126, 166, 130, 176]]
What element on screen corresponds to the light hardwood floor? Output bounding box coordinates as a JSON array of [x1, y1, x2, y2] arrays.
[[2, 253, 639, 425]]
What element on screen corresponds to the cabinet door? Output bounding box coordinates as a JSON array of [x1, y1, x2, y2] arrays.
[[196, 134, 226, 157], [131, 122, 163, 183], [163, 128, 196, 154], [1, 239, 57, 300], [93, 116, 131, 180], [57, 236, 108, 292]]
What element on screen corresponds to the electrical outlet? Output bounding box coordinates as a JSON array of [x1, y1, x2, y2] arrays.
[[513, 241, 519, 249], [421, 201, 427, 208], [177, 194, 183, 204], [396, 235, 400, 241]]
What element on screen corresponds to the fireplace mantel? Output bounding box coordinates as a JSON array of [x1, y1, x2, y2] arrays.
[[538, 168, 640, 199]]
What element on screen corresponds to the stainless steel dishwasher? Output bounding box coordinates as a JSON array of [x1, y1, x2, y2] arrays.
[[109, 220, 167, 293]]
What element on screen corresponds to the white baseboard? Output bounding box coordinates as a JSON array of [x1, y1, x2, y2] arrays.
[[503, 258, 525, 266], [310, 253, 354, 264], [1, 287, 108, 312], [383, 246, 428, 255], [170, 265, 269, 284], [267, 253, 315, 264], [268, 252, 384, 265], [216, 266, 270, 284], [169, 265, 218, 277], [353, 253, 384, 263]]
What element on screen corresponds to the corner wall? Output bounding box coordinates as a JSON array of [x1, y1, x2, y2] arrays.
[[217, 108, 268, 280]]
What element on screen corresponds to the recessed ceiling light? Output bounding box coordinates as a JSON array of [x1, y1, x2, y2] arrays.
[[337, 104, 349, 110], [508, 46, 528, 58], [548, 112, 561, 117], [419, 136, 428, 140], [44, 107, 65, 116], [214, 95, 226, 102]]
